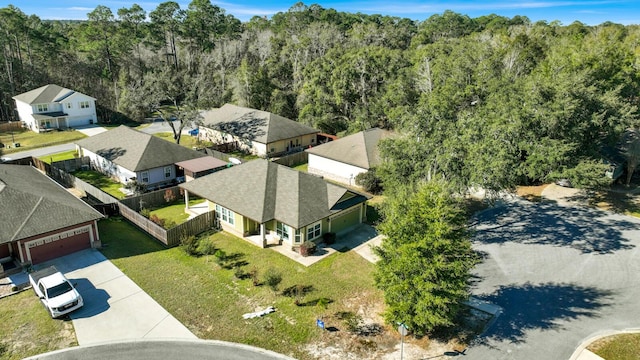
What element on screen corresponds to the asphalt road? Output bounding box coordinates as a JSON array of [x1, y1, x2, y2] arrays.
[[25, 340, 295, 360], [1, 143, 74, 161], [138, 119, 195, 135], [466, 198, 640, 359]]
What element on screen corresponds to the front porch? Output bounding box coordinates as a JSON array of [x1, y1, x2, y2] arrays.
[[253, 224, 382, 267]]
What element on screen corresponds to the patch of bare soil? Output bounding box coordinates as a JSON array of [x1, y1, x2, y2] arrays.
[[516, 184, 549, 202], [303, 294, 489, 360]]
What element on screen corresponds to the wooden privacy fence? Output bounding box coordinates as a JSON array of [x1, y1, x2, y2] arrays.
[[166, 211, 218, 246], [120, 186, 184, 212], [272, 151, 308, 167], [0, 122, 22, 132], [29, 156, 218, 247], [200, 147, 232, 162], [51, 157, 90, 172], [118, 203, 169, 243], [119, 203, 217, 247]]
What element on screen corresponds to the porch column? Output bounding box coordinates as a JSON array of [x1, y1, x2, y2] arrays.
[[184, 190, 190, 210], [91, 220, 101, 248], [260, 223, 267, 248]]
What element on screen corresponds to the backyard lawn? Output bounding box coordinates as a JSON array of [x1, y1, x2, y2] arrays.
[[0, 291, 77, 360], [73, 170, 127, 200], [98, 217, 382, 360], [148, 198, 206, 227], [0, 129, 86, 154]]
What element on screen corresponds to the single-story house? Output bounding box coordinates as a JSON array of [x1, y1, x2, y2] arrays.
[[175, 156, 230, 182], [306, 128, 393, 186], [13, 84, 97, 133], [179, 159, 369, 248], [75, 125, 207, 188], [0, 165, 103, 268], [198, 104, 320, 157]]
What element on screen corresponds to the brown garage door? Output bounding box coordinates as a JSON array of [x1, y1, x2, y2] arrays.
[[28, 231, 91, 264]]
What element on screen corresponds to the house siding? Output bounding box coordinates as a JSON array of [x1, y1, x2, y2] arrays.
[[308, 154, 367, 186], [80, 147, 136, 184], [140, 166, 176, 188]]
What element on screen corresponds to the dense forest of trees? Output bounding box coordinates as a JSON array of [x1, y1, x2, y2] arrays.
[[1, 1, 639, 192]]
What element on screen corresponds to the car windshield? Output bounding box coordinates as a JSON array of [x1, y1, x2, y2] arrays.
[[47, 281, 73, 298]]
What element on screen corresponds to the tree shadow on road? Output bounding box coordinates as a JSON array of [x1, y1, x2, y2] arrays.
[[472, 201, 637, 254], [476, 282, 613, 344]]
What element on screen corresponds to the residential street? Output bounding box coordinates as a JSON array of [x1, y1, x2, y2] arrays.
[[466, 197, 640, 359]]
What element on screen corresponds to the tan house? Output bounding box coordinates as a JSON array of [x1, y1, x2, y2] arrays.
[[198, 104, 320, 157], [179, 159, 369, 248]]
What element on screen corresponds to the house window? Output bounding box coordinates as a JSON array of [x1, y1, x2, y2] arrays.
[[307, 221, 321, 240], [37, 104, 48, 112], [66, 102, 72, 109], [276, 221, 290, 241], [141, 171, 149, 183], [164, 166, 172, 178], [294, 228, 302, 244], [215, 204, 235, 225], [79, 101, 90, 109]]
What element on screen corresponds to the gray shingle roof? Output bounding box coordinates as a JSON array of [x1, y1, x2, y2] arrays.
[[305, 128, 393, 169], [200, 104, 319, 144], [12, 84, 95, 104], [180, 159, 367, 228], [0, 165, 103, 244], [76, 126, 206, 172]]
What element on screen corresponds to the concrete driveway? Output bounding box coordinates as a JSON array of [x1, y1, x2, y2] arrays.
[[466, 198, 640, 359], [75, 124, 108, 137], [35, 249, 196, 345]]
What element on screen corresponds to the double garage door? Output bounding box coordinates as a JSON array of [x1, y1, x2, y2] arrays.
[[27, 230, 91, 265], [331, 205, 362, 234]]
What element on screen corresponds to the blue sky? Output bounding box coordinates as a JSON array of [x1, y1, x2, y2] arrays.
[[1, 1, 638, 25]]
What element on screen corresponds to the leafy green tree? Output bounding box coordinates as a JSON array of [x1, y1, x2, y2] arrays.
[[374, 180, 477, 335]]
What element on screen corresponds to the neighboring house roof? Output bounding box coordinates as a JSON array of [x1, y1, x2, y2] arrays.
[[75, 125, 206, 172], [200, 104, 319, 144], [0, 165, 103, 244], [305, 128, 393, 169], [180, 159, 368, 228], [175, 156, 229, 173], [12, 84, 95, 105]]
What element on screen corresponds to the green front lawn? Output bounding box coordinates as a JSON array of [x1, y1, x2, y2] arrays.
[[38, 150, 78, 164], [0, 129, 86, 154], [72, 170, 127, 200], [0, 291, 77, 360], [148, 199, 205, 227], [98, 217, 380, 359]]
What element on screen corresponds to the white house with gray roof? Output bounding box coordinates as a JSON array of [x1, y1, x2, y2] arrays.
[[0, 165, 103, 267], [75, 126, 207, 188], [13, 84, 97, 133], [198, 104, 320, 157], [180, 159, 369, 248], [306, 128, 393, 186]]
